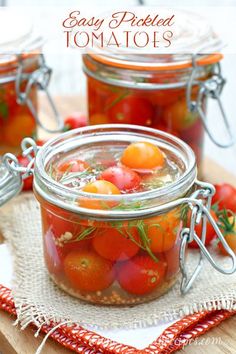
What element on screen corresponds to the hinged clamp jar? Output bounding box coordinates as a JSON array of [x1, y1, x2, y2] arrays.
[[0, 125, 235, 305]]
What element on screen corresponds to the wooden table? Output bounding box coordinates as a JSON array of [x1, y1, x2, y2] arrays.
[[0, 95, 236, 354]]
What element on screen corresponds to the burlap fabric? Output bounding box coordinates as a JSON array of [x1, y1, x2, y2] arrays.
[[0, 194, 236, 330]]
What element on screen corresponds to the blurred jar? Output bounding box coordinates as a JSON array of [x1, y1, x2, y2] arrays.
[[83, 11, 233, 169], [0, 10, 63, 155]]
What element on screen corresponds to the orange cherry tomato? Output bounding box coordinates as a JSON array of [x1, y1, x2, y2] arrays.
[[80, 180, 120, 209], [117, 255, 167, 295], [92, 227, 139, 261], [3, 112, 35, 147], [147, 210, 181, 253], [64, 250, 115, 292], [218, 233, 236, 256], [121, 141, 165, 170], [218, 216, 236, 256]]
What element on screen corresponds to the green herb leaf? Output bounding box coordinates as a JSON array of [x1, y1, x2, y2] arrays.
[[0, 101, 8, 120]]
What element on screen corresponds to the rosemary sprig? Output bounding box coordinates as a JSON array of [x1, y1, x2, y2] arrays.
[[65, 226, 97, 243]]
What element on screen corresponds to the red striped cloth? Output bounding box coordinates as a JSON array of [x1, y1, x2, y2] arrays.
[[0, 284, 235, 353]]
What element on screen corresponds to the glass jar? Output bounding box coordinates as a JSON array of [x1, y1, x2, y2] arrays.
[[1, 125, 236, 305], [0, 53, 40, 155], [83, 52, 233, 169], [0, 12, 63, 155], [82, 8, 235, 167]]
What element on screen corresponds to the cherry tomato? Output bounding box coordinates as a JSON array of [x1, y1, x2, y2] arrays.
[[121, 141, 165, 170], [82, 180, 120, 195], [153, 123, 180, 138], [218, 216, 236, 255], [163, 239, 180, 278], [80, 180, 120, 209], [90, 113, 109, 125], [117, 255, 167, 295], [3, 112, 35, 147], [64, 250, 115, 292], [212, 184, 236, 213], [41, 207, 84, 240], [162, 98, 198, 132], [108, 96, 154, 126], [147, 211, 180, 252], [188, 210, 217, 248], [17, 154, 33, 191], [92, 227, 139, 261], [57, 159, 90, 173], [218, 233, 236, 256], [35, 139, 46, 146], [180, 119, 204, 144], [44, 230, 63, 275], [100, 166, 141, 192], [64, 112, 88, 130]]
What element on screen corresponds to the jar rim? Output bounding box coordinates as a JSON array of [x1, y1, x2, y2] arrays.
[[34, 124, 197, 220], [87, 53, 223, 72]]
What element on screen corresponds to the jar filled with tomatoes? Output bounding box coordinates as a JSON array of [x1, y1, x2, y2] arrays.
[[1, 125, 236, 304], [33, 125, 193, 304], [0, 12, 63, 155], [83, 12, 234, 168]]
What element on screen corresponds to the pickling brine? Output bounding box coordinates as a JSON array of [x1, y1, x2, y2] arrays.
[[38, 135, 186, 304]]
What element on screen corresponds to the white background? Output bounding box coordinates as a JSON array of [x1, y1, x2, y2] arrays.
[[4, 0, 236, 175]]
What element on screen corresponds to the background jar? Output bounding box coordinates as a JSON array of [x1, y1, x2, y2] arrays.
[[33, 125, 197, 305], [0, 53, 40, 155], [83, 53, 227, 169]]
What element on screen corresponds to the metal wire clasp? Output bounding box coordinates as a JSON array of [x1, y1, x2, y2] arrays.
[[15, 54, 64, 133], [186, 56, 235, 148], [0, 138, 40, 207], [180, 180, 236, 294]]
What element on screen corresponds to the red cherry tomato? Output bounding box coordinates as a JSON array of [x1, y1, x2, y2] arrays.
[[35, 139, 46, 146], [44, 229, 63, 275], [99, 166, 141, 192], [108, 96, 154, 126], [188, 210, 217, 248], [57, 159, 90, 173], [117, 255, 167, 295], [92, 227, 139, 261], [64, 112, 88, 130], [212, 184, 236, 213], [153, 123, 180, 139], [17, 154, 33, 191]]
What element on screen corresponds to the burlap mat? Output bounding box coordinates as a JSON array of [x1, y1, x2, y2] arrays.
[[0, 194, 236, 330]]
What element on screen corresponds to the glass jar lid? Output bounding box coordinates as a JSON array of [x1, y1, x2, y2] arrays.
[[34, 125, 197, 220], [0, 9, 43, 67]]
